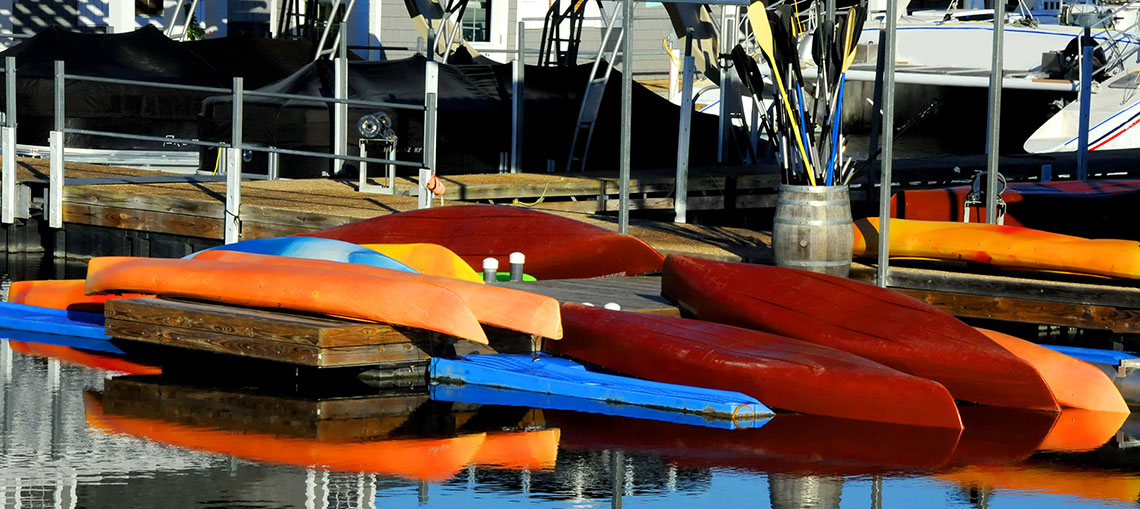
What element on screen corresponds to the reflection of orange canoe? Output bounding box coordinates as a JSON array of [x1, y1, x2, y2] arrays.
[[85, 392, 485, 480], [8, 279, 149, 313], [547, 410, 961, 476], [472, 429, 561, 471], [1037, 409, 1128, 453], [938, 464, 1140, 504], [979, 328, 1129, 414], [853, 217, 1140, 279], [363, 243, 484, 283], [8, 341, 160, 375], [84, 256, 490, 344], [189, 250, 562, 340]]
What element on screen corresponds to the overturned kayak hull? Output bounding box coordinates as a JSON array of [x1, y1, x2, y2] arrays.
[[304, 205, 665, 279], [189, 250, 562, 340], [548, 303, 964, 429], [852, 217, 1140, 279], [661, 254, 1059, 412], [84, 256, 490, 344]]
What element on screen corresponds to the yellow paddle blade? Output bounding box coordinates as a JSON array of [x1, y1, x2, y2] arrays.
[[747, 1, 774, 61]]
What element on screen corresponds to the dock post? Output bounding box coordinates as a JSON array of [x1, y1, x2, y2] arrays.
[[618, 0, 633, 234], [984, 0, 1005, 224], [1077, 26, 1092, 181], [333, 22, 348, 176], [877, 0, 899, 287], [48, 60, 64, 229], [483, 257, 499, 283], [1, 126, 13, 225], [509, 252, 525, 282], [675, 32, 695, 225], [226, 77, 244, 244], [511, 21, 525, 174], [2, 56, 14, 225], [421, 58, 439, 209]]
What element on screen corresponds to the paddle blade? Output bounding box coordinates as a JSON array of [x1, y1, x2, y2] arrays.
[[747, 1, 775, 60]]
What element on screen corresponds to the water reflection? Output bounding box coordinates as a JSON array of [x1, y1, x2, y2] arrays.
[[4, 338, 1140, 508]]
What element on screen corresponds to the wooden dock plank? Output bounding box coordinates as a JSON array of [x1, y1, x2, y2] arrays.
[[500, 276, 679, 315], [106, 298, 422, 347], [849, 264, 1140, 331], [105, 318, 429, 367], [104, 298, 535, 368]]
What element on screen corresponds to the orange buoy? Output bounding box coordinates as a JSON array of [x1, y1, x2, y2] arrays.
[[424, 174, 446, 196]]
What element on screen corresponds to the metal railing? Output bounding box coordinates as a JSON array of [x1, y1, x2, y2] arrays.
[[0, 28, 444, 244]]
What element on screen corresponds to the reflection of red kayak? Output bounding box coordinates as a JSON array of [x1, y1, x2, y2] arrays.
[[86, 392, 486, 480], [8, 342, 160, 375], [546, 410, 962, 476], [304, 205, 665, 279], [550, 303, 962, 429], [892, 179, 1140, 239], [662, 254, 1059, 412]]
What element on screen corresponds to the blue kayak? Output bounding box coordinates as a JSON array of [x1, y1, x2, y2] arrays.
[[186, 237, 418, 273], [430, 353, 772, 428], [0, 301, 121, 353]]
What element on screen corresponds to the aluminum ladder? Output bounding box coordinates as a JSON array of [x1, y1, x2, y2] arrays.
[[565, 6, 623, 172]]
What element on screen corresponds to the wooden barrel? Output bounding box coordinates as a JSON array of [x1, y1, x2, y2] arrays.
[[772, 185, 853, 277]]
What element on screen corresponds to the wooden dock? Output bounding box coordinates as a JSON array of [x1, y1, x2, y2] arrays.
[[104, 297, 535, 369], [4, 157, 776, 263]]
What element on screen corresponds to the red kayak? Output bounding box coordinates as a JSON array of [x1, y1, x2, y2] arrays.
[[548, 303, 963, 429], [303, 205, 664, 279], [892, 179, 1140, 240], [661, 255, 1059, 412]]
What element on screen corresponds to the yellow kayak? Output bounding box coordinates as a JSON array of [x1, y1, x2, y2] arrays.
[[853, 217, 1140, 279], [363, 243, 484, 283]]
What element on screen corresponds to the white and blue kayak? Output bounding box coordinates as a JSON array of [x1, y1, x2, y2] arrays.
[[186, 237, 418, 273]]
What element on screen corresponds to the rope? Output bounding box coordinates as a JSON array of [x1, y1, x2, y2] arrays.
[[731, 403, 756, 429], [512, 182, 551, 207]]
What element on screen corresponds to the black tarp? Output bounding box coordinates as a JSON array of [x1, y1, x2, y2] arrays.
[[1, 25, 227, 149], [198, 55, 720, 177], [0, 26, 314, 150]]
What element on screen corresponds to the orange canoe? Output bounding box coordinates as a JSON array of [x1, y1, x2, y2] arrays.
[[8, 341, 160, 375], [8, 279, 149, 313], [191, 250, 563, 340], [84, 256, 490, 344], [978, 328, 1129, 414], [363, 243, 484, 283], [853, 217, 1140, 279], [85, 392, 485, 480]]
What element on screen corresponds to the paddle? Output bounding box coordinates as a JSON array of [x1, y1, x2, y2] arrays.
[[748, 0, 816, 184]]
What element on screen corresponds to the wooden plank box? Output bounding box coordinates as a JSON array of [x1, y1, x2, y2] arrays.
[[104, 297, 536, 368]]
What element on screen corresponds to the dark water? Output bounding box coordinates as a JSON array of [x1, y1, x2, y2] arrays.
[[5, 257, 1140, 508]]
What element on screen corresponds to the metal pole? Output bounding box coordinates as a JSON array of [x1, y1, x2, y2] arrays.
[[333, 22, 348, 176], [511, 21, 525, 173], [6, 57, 15, 129], [1077, 26, 1092, 181], [618, 0, 633, 234], [984, 0, 1004, 224], [675, 35, 695, 224], [717, 7, 732, 163], [877, 0, 899, 287], [48, 60, 64, 229], [421, 59, 439, 209], [226, 77, 243, 244], [1, 57, 15, 225]]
